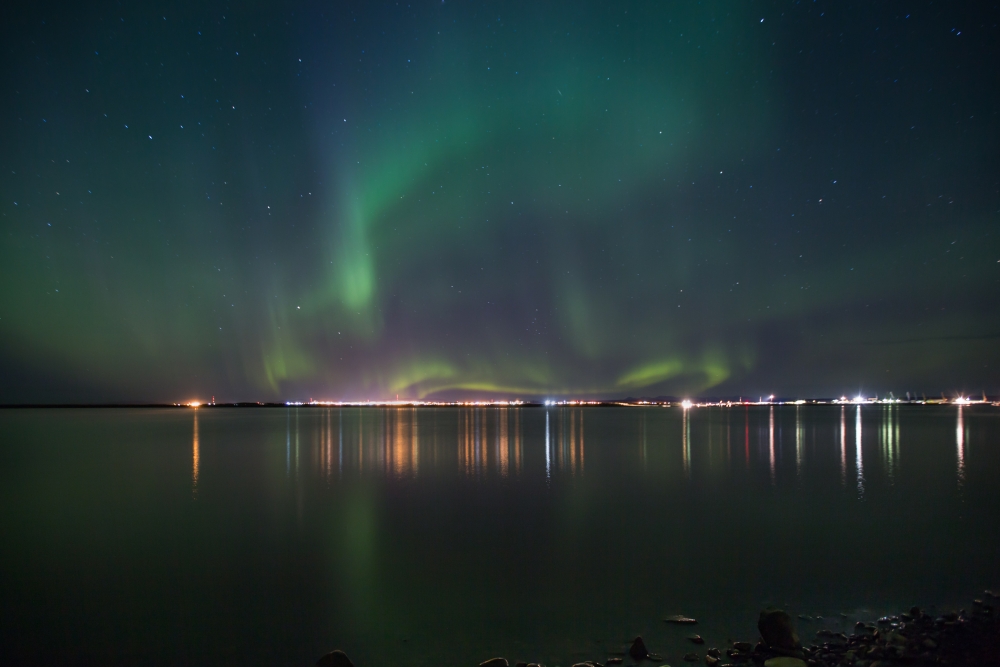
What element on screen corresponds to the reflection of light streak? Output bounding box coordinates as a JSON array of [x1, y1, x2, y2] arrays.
[[840, 406, 846, 485], [192, 409, 199, 499], [472, 409, 485, 474], [882, 405, 897, 483], [358, 409, 364, 473], [461, 410, 471, 474], [326, 409, 333, 479], [768, 406, 775, 484], [569, 410, 576, 474], [957, 406, 965, 487], [455, 408, 521, 477], [393, 409, 403, 476], [744, 408, 749, 467], [855, 406, 864, 497], [499, 408, 509, 477], [514, 409, 522, 474], [795, 405, 803, 479], [545, 410, 551, 478], [682, 408, 690, 477], [578, 410, 584, 474]]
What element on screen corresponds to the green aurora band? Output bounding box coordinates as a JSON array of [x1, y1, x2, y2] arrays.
[[1, 1, 998, 401]]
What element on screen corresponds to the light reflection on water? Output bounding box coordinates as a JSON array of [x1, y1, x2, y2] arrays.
[[856, 406, 865, 498], [840, 405, 847, 485], [191, 408, 199, 498], [192, 404, 990, 491], [2, 405, 998, 667], [957, 405, 965, 487]]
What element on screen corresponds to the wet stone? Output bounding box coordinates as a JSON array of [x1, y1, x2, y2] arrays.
[[479, 659, 508, 667], [665, 615, 699, 625], [762, 659, 807, 667], [683, 652, 700, 662], [688, 635, 705, 645], [758, 610, 800, 651], [629, 637, 650, 661], [316, 650, 355, 667]]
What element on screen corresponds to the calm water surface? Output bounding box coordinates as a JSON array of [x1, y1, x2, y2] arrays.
[[1, 406, 998, 666]]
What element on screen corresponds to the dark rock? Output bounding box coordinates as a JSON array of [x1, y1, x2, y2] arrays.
[[854, 621, 866, 631], [515, 663, 528, 667], [758, 609, 800, 651], [479, 659, 508, 667], [762, 659, 807, 667], [688, 635, 705, 644], [732, 642, 752, 652], [683, 653, 699, 662], [707, 648, 721, 658], [629, 637, 649, 661], [605, 659, 623, 666], [665, 615, 699, 625], [909, 606, 921, 618], [316, 650, 354, 667], [705, 656, 719, 666]]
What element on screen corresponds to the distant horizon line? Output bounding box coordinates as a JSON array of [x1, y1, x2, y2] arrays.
[[2, 394, 997, 409]]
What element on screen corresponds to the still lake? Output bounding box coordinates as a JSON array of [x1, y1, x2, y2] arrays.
[[1, 405, 997, 666]]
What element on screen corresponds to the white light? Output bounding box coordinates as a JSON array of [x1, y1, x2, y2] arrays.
[[681, 399, 693, 409]]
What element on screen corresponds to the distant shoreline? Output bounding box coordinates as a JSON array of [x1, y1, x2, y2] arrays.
[[2, 399, 997, 409]]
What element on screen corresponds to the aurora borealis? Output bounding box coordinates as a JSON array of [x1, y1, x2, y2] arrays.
[[1, 1, 998, 402]]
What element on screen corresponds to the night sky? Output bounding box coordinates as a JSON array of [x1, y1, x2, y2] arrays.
[[1, 1, 998, 402]]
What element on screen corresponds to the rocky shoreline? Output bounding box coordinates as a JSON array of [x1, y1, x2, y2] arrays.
[[317, 591, 998, 667]]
